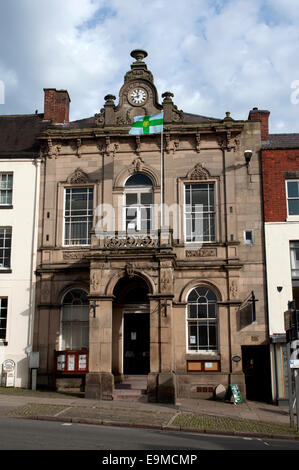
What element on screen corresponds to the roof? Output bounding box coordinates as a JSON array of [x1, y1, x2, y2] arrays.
[[0, 113, 48, 156], [182, 112, 220, 123], [262, 134, 299, 150]]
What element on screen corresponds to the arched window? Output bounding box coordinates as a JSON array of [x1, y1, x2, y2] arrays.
[[60, 289, 89, 350], [186, 286, 218, 352], [124, 173, 154, 232]]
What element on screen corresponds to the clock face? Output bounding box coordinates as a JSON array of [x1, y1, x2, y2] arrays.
[[129, 88, 147, 105]]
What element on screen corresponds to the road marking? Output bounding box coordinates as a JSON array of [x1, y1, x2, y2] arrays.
[[62, 423, 72, 426]]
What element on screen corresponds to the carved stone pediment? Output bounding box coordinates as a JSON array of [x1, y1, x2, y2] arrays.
[[67, 168, 90, 184], [187, 162, 210, 180]]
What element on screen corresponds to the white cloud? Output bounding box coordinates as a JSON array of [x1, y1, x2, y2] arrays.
[[0, 0, 298, 131]]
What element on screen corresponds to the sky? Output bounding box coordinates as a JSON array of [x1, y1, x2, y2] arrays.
[[0, 0, 299, 133]]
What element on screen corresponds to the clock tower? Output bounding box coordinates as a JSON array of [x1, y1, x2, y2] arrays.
[[94, 49, 183, 127]]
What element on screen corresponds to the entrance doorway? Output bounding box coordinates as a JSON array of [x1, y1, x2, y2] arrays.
[[113, 275, 150, 376], [242, 345, 272, 402], [123, 313, 150, 374]]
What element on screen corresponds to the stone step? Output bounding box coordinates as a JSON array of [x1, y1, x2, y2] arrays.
[[114, 375, 148, 400], [113, 388, 148, 402]]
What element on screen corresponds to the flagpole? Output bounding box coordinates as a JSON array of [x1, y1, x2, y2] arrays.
[[160, 129, 164, 228]]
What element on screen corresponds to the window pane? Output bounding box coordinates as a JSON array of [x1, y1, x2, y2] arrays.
[[288, 181, 299, 198], [188, 323, 198, 349], [126, 208, 137, 230], [208, 324, 217, 349], [289, 200, 299, 216], [188, 304, 197, 318], [140, 192, 153, 205], [125, 174, 153, 186], [126, 193, 138, 205], [198, 304, 207, 318], [198, 324, 208, 349]]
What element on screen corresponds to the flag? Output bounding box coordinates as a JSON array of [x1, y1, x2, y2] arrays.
[[129, 112, 163, 135]]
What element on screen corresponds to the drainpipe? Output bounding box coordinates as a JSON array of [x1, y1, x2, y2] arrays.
[[222, 146, 233, 382], [26, 157, 41, 382]]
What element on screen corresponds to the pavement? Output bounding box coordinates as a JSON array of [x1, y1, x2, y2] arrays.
[[0, 389, 298, 441]]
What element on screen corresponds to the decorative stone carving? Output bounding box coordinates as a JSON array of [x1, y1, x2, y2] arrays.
[[63, 251, 85, 260], [91, 271, 99, 291], [195, 131, 201, 153], [47, 137, 61, 159], [94, 108, 105, 126], [230, 280, 238, 298], [135, 136, 141, 155], [66, 168, 90, 184], [116, 110, 131, 125], [185, 248, 217, 257], [216, 134, 226, 150], [187, 162, 210, 180], [41, 281, 51, 302], [162, 91, 184, 123], [160, 270, 172, 293], [130, 155, 144, 173], [125, 262, 135, 278], [76, 138, 82, 158], [104, 235, 158, 249], [172, 105, 184, 122]]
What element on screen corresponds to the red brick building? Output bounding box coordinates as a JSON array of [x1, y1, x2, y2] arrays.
[[257, 108, 299, 404]]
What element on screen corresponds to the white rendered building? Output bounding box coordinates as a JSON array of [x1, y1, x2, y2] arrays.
[[0, 114, 44, 387]]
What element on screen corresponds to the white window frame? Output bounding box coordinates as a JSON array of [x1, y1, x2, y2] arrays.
[[184, 182, 216, 244], [290, 241, 299, 280], [0, 227, 12, 269], [286, 180, 299, 221], [0, 297, 8, 341], [59, 289, 89, 350], [244, 229, 254, 245], [186, 286, 219, 354], [123, 186, 154, 232], [63, 186, 94, 246], [0, 172, 13, 206]]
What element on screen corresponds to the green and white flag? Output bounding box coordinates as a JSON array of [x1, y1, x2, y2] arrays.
[[129, 112, 163, 135]]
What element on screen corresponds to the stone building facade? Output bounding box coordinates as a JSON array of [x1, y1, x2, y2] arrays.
[[33, 50, 270, 403]]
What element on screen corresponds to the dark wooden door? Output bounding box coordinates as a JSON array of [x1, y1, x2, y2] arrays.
[[123, 313, 150, 374]]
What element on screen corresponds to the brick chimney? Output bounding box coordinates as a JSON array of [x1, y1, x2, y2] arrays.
[[43, 88, 71, 124], [248, 107, 270, 141]]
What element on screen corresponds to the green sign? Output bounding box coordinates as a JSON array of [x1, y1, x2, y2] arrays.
[[225, 384, 242, 404]]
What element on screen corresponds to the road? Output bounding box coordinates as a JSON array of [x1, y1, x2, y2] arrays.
[[0, 418, 299, 452]]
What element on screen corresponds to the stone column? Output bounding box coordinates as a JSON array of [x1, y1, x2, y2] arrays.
[[85, 295, 114, 400], [148, 291, 176, 404]]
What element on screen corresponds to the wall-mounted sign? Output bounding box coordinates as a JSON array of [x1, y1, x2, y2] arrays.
[[232, 355, 241, 363], [2, 359, 15, 372]]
